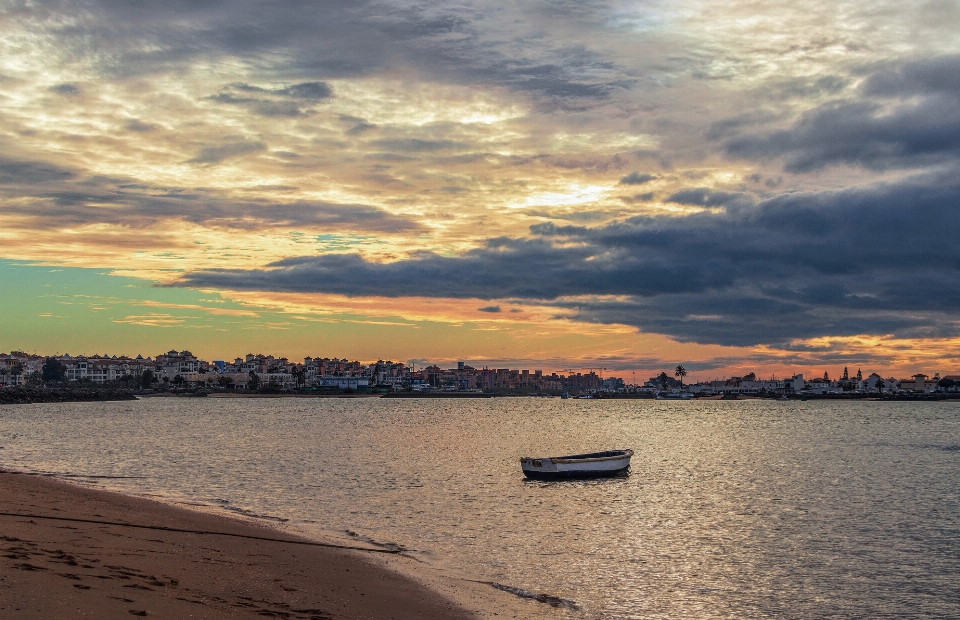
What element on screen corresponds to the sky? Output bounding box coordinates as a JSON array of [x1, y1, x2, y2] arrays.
[[2, 0, 960, 379]]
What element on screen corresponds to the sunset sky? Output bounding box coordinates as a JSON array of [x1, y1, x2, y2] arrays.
[[2, 0, 960, 379]]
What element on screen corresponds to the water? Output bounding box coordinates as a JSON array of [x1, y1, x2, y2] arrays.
[[1, 397, 959, 618]]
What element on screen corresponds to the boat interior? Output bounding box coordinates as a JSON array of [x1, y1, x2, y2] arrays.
[[551, 450, 629, 460]]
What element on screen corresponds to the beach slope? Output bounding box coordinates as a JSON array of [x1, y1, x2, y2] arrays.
[[0, 471, 475, 619]]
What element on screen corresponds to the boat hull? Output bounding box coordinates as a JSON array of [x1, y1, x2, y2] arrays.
[[521, 464, 630, 480], [656, 392, 692, 400], [520, 450, 632, 480]]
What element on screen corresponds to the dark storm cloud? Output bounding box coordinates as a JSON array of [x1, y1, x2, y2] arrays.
[[356, 6, 625, 102], [15, 1, 632, 106], [725, 55, 960, 172], [0, 162, 420, 233], [862, 54, 960, 97], [175, 172, 960, 346], [178, 235, 713, 299]]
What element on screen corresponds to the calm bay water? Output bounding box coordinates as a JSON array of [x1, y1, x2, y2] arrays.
[[1, 397, 959, 618]]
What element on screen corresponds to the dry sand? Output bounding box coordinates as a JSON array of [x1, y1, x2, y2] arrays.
[[0, 471, 519, 619]]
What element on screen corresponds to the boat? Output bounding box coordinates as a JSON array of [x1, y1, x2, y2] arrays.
[[656, 390, 692, 400], [560, 392, 570, 399], [520, 449, 633, 480]]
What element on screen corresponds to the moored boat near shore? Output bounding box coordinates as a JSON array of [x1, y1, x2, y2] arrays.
[[656, 390, 692, 400], [520, 449, 633, 480]]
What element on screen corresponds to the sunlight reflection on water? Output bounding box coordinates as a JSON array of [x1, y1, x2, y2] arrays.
[[2, 398, 959, 618]]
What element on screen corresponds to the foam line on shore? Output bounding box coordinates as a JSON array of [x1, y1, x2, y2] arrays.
[[0, 510, 402, 554], [467, 579, 581, 610]]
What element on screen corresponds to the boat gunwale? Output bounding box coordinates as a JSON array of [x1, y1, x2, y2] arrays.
[[520, 449, 633, 465]]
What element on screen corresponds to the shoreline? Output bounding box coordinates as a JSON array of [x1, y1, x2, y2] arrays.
[[5, 386, 958, 405], [0, 387, 137, 405], [0, 469, 524, 619]]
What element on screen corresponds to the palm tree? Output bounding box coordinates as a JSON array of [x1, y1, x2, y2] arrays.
[[675, 365, 687, 389], [292, 367, 306, 389], [876, 378, 885, 394], [11, 362, 24, 386]]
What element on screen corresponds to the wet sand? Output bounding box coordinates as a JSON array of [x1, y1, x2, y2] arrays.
[[0, 471, 479, 619]]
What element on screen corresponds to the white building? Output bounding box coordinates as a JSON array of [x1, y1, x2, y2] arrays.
[[315, 376, 369, 390]]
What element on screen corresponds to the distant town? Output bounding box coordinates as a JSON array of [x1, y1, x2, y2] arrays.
[[1, 349, 958, 397]]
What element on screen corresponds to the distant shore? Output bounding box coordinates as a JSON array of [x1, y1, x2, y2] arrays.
[[0, 470, 515, 619], [195, 392, 381, 399], [382, 392, 495, 398], [4, 386, 958, 405], [0, 387, 137, 405]]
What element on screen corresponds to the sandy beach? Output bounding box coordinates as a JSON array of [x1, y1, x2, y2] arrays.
[[0, 471, 485, 619]]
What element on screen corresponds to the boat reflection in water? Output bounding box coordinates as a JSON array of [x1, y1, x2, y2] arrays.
[[520, 449, 633, 480]]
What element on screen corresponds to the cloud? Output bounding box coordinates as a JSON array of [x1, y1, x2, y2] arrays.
[[10, 1, 638, 107], [665, 188, 753, 208], [768, 75, 849, 101], [619, 172, 656, 185], [344, 120, 377, 134], [187, 141, 267, 164], [0, 156, 75, 184], [664, 187, 754, 209], [174, 171, 960, 346], [619, 192, 654, 203], [278, 81, 333, 100], [49, 83, 80, 95], [724, 55, 960, 172], [249, 100, 308, 117], [369, 138, 468, 153], [125, 119, 159, 132], [478, 305, 501, 312], [0, 161, 421, 232], [207, 81, 332, 117], [862, 54, 960, 98]]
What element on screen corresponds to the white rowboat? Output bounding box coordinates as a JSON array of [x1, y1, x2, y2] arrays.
[[520, 449, 633, 480]]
